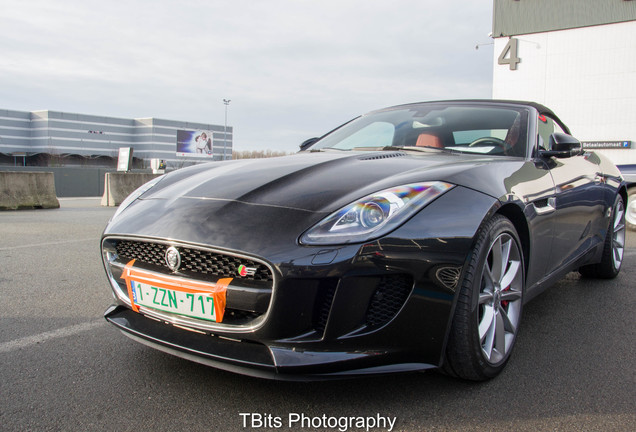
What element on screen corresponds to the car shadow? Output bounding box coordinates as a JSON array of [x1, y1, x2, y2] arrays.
[[126, 261, 634, 431]]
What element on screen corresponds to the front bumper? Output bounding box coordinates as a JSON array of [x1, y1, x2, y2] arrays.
[[105, 305, 437, 380]]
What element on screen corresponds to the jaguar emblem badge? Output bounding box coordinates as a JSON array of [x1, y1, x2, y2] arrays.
[[165, 246, 181, 272]]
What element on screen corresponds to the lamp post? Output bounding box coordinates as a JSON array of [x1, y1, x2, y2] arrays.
[[223, 99, 231, 160]]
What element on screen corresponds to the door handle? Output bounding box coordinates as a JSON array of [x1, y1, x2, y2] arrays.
[[534, 197, 556, 215]]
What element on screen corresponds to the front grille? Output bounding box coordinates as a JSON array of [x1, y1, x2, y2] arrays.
[[366, 274, 413, 327], [116, 240, 166, 266], [105, 238, 273, 329], [115, 240, 272, 282]]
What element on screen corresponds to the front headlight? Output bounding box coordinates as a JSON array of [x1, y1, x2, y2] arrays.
[[110, 174, 165, 222], [300, 181, 453, 245]]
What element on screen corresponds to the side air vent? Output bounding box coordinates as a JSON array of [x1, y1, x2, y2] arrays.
[[366, 274, 413, 327], [432, 266, 462, 291], [313, 278, 339, 334]]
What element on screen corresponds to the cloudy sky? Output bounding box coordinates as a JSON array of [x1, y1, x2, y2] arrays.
[[0, 0, 495, 152]]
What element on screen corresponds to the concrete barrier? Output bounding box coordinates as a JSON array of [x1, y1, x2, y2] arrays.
[[101, 172, 162, 206], [0, 171, 60, 210]]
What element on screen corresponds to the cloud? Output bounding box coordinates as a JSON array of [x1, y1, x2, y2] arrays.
[[0, 0, 494, 152]]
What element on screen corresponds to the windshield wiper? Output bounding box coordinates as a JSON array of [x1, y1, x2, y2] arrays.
[[381, 145, 447, 153], [308, 148, 348, 152]]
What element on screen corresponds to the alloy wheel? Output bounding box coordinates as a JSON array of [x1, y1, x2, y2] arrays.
[[626, 192, 636, 230], [612, 199, 626, 271], [478, 233, 523, 365]]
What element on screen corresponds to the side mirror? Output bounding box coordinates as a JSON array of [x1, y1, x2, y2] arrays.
[[540, 133, 583, 158], [299, 137, 320, 152]]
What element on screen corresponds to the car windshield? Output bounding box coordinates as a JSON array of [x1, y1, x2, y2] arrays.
[[310, 103, 528, 157]]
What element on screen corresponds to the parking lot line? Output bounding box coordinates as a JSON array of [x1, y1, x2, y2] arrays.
[[0, 320, 105, 353], [0, 237, 97, 251]]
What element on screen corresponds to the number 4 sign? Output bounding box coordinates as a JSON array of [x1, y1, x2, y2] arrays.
[[498, 38, 521, 70]]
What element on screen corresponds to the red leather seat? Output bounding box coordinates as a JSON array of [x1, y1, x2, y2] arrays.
[[416, 133, 443, 148]]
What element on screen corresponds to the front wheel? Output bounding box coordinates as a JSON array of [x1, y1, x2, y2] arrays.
[[444, 215, 524, 381]]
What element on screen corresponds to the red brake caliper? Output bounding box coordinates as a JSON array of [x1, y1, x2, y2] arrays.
[[501, 286, 510, 308]]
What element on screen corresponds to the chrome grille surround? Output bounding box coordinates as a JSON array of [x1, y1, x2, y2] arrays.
[[101, 236, 276, 334]]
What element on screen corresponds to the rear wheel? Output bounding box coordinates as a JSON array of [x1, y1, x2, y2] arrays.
[[579, 194, 625, 279], [626, 187, 636, 231], [444, 215, 524, 381]]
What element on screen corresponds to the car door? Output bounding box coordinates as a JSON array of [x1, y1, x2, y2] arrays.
[[539, 116, 606, 275]]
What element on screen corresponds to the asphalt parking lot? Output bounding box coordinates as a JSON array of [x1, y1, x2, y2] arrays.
[[1, 198, 635, 432]]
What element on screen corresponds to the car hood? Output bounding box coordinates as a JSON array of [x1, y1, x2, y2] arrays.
[[144, 150, 516, 213]]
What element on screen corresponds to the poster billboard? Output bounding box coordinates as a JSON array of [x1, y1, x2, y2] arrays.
[[176, 130, 215, 158]]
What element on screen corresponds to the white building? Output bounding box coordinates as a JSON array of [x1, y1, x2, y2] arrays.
[[492, 0, 636, 165]]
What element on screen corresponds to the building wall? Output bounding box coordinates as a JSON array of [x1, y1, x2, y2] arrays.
[[493, 0, 636, 37], [0, 109, 31, 155], [492, 20, 636, 164], [28, 110, 134, 158], [0, 109, 233, 166]]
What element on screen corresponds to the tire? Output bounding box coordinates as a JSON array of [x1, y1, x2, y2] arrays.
[[579, 194, 626, 279], [444, 215, 524, 381], [627, 187, 636, 232]]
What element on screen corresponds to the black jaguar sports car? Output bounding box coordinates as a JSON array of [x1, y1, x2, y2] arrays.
[[102, 100, 627, 381]]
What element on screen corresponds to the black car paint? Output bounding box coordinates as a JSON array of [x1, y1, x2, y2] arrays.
[[102, 101, 625, 379], [618, 164, 636, 186]]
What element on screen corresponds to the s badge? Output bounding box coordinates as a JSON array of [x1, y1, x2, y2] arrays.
[[237, 264, 256, 277]]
